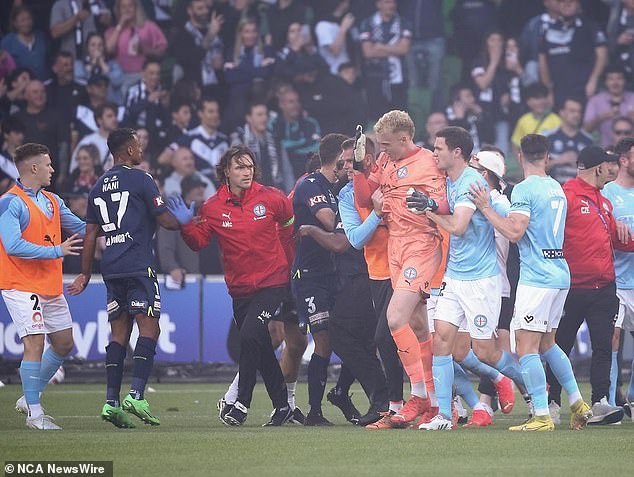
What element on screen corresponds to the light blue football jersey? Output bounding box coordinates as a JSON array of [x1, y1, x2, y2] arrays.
[[510, 175, 570, 289], [445, 166, 498, 280], [602, 181, 634, 289]]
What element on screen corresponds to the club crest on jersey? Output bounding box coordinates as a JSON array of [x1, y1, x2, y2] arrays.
[[253, 203, 266, 217], [474, 315, 487, 328], [403, 267, 417, 280], [397, 166, 408, 179], [46, 201, 54, 214]]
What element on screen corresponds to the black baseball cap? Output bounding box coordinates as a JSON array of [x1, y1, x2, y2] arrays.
[[577, 145, 618, 170]]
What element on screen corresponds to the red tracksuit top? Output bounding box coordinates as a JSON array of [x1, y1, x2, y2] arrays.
[[180, 182, 294, 298], [563, 177, 634, 289]]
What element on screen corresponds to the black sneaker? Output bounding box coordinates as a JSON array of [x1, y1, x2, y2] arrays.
[[326, 387, 360, 423], [288, 407, 306, 425], [217, 398, 233, 422], [262, 406, 292, 427], [356, 409, 385, 427], [221, 401, 247, 426], [304, 411, 334, 426]]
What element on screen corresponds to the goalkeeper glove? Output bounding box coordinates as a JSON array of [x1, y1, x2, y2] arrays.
[[405, 187, 438, 214]]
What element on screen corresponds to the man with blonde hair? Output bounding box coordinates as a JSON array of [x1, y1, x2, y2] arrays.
[[354, 110, 448, 428]]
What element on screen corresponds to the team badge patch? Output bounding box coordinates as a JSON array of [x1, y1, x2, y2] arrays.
[[403, 267, 417, 280], [253, 203, 266, 217], [474, 315, 487, 328], [397, 166, 408, 179]]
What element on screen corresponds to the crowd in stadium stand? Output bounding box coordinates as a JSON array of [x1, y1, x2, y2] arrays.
[[0, 0, 633, 276]]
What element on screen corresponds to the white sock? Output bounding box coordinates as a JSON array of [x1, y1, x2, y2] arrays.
[[287, 381, 297, 410], [28, 403, 43, 419], [474, 401, 493, 415], [428, 389, 438, 407], [411, 381, 428, 399], [568, 390, 582, 407], [224, 372, 239, 404], [493, 372, 503, 384], [389, 401, 403, 413]]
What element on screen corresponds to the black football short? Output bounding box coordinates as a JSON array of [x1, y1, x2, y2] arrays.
[[291, 275, 336, 334], [105, 274, 161, 320]]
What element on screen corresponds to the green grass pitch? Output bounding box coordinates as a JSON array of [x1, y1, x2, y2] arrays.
[[1, 382, 632, 476]]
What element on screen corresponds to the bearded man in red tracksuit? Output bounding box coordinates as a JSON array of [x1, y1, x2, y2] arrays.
[[168, 144, 295, 427]]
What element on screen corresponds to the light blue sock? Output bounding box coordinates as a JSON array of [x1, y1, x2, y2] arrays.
[[39, 348, 65, 393], [453, 361, 478, 408], [628, 359, 634, 402], [20, 361, 41, 405], [459, 349, 500, 382], [609, 351, 618, 406], [432, 355, 454, 419], [519, 353, 548, 416], [542, 345, 581, 405], [495, 351, 526, 389]]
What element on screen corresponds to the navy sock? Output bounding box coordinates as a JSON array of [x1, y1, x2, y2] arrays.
[[130, 337, 156, 400], [335, 364, 355, 395], [105, 341, 126, 407], [308, 353, 330, 413]]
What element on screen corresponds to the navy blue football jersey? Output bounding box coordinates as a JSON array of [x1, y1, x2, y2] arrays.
[[292, 172, 338, 277], [87, 164, 167, 279]]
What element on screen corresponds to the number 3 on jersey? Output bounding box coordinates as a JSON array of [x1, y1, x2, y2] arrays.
[[551, 198, 565, 238], [94, 191, 130, 232]]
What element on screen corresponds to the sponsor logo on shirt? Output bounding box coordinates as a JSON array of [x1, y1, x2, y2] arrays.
[[105, 232, 133, 246], [580, 199, 590, 214], [222, 220, 233, 228], [309, 194, 328, 207], [154, 196, 164, 207]]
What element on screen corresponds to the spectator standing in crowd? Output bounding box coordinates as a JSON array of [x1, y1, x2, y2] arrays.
[[158, 100, 192, 155], [70, 102, 118, 172], [157, 174, 205, 288], [268, 86, 320, 189], [603, 136, 634, 415], [265, 0, 313, 51], [74, 32, 125, 104], [12, 80, 69, 187], [169, 0, 224, 98], [105, 0, 167, 93], [223, 18, 275, 133], [511, 82, 561, 159], [0, 49, 17, 81], [122, 57, 169, 139], [0, 67, 34, 119], [607, 0, 634, 88], [584, 65, 634, 147], [446, 84, 492, 153], [612, 116, 634, 145], [401, 0, 445, 111], [45, 51, 85, 127], [420, 111, 447, 150], [231, 102, 281, 188], [545, 97, 594, 185], [62, 143, 101, 194], [359, 0, 412, 119], [539, 0, 608, 107], [0, 116, 23, 195], [174, 97, 229, 186], [49, 0, 109, 61], [217, 0, 265, 55], [546, 145, 631, 426], [275, 21, 328, 84], [163, 146, 215, 198], [519, 0, 558, 85], [471, 30, 523, 157], [314, 0, 354, 76], [73, 73, 115, 139], [451, 0, 500, 80], [1, 6, 50, 81], [168, 144, 295, 427]]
